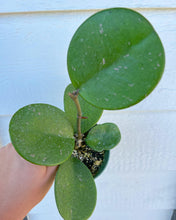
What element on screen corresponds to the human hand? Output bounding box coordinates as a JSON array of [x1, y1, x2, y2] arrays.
[[0, 143, 58, 220]]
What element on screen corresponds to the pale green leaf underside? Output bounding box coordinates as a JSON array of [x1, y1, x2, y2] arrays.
[[9, 104, 75, 166], [64, 84, 103, 134], [55, 157, 97, 220], [67, 8, 165, 110], [86, 123, 121, 152]]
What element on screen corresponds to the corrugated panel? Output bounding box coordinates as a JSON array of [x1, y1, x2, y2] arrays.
[[30, 181, 175, 218], [29, 211, 173, 220], [0, 0, 176, 14], [29, 210, 173, 220], [99, 110, 176, 171]]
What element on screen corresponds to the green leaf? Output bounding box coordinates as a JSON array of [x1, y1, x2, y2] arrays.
[[9, 104, 75, 166], [64, 84, 103, 134], [67, 8, 165, 110], [55, 157, 97, 220], [86, 123, 121, 152]]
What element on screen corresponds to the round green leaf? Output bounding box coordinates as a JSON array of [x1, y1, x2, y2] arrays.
[[64, 84, 103, 134], [67, 8, 165, 110], [55, 157, 97, 220], [9, 104, 75, 166], [86, 123, 121, 152]]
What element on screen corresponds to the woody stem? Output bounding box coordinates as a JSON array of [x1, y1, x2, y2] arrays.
[[69, 90, 83, 140]]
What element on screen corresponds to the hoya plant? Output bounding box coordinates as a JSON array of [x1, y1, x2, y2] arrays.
[[9, 8, 165, 220]]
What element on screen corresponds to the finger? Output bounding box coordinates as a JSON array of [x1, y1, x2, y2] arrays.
[[46, 165, 59, 179]]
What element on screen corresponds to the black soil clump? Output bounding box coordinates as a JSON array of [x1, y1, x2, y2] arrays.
[[72, 132, 105, 176]]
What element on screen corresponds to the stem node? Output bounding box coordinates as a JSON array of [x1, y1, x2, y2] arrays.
[[69, 90, 83, 141]]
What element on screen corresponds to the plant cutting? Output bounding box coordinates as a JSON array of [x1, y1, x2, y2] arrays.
[[9, 8, 165, 220]]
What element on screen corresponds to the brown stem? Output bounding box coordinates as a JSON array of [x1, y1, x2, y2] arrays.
[[69, 90, 83, 141]]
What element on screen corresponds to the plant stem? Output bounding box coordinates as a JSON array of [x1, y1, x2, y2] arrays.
[[69, 90, 83, 141]]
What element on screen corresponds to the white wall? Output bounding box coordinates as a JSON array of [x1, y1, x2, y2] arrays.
[[0, 1, 176, 220]]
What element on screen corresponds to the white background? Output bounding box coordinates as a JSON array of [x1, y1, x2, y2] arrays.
[[0, 1, 176, 219]]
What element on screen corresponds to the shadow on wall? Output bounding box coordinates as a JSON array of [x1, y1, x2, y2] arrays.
[[171, 210, 176, 220]]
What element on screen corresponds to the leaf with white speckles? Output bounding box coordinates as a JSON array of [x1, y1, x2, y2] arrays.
[[55, 157, 97, 220], [86, 123, 121, 152], [67, 8, 165, 110], [9, 104, 75, 166]]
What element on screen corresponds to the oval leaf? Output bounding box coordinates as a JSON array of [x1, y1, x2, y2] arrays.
[[55, 157, 97, 220], [64, 84, 103, 134], [86, 123, 121, 152], [67, 8, 165, 110], [9, 104, 75, 166]]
